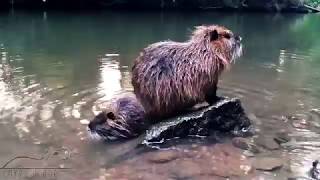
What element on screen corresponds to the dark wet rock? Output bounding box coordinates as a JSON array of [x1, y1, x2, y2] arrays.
[[148, 150, 179, 163], [254, 136, 280, 150], [103, 144, 254, 179], [274, 132, 291, 144], [143, 97, 252, 144], [252, 157, 283, 171], [232, 137, 261, 153]]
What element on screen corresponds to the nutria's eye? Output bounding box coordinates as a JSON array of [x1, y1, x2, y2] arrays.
[[106, 112, 116, 120], [209, 30, 219, 42], [224, 34, 231, 39]]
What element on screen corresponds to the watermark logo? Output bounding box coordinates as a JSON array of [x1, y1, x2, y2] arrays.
[[0, 148, 73, 179]]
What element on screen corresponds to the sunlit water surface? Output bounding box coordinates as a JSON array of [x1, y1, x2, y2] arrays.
[[0, 10, 320, 179]]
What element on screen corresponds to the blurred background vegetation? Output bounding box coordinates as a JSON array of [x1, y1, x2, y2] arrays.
[[0, 0, 319, 12], [307, 0, 320, 7]]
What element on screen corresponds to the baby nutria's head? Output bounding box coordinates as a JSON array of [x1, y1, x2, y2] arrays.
[[88, 111, 126, 141], [191, 25, 242, 66], [88, 96, 146, 141]]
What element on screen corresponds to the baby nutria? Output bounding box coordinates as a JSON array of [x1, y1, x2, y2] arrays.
[[132, 25, 242, 119], [88, 93, 147, 140]]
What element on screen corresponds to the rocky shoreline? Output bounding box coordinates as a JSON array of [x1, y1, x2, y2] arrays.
[[98, 133, 293, 180], [94, 129, 320, 180]]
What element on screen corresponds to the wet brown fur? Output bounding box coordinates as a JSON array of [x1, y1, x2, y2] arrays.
[[132, 25, 242, 119], [88, 93, 147, 139]]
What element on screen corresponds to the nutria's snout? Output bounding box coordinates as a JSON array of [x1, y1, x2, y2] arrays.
[[88, 112, 107, 132], [88, 111, 136, 141], [232, 34, 243, 62], [234, 35, 242, 43], [88, 112, 118, 141], [88, 113, 116, 141]]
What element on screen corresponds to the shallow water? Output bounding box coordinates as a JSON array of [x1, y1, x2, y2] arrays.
[[0, 10, 320, 179]]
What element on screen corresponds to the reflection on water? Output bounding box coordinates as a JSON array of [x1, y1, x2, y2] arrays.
[[0, 10, 320, 179], [98, 56, 124, 101]]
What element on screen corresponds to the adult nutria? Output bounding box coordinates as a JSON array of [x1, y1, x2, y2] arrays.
[[88, 93, 147, 141], [132, 25, 242, 119]]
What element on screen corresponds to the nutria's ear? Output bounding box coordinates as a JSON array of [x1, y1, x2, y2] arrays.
[[209, 30, 219, 42], [106, 112, 116, 120]]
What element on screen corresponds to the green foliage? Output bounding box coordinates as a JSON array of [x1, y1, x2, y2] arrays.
[[307, 0, 320, 7]]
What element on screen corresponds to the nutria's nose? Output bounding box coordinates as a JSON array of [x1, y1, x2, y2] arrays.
[[235, 35, 242, 42], [88, 112, 108, 131], [88, 121, 96, 131], [313, 160, 319, 168], [88, 121, 109, 132]]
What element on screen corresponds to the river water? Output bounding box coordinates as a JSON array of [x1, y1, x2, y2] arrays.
[[0, 10, 320, 180]]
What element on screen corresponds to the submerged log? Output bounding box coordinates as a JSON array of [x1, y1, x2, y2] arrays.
[[142, 97, 253, 144]]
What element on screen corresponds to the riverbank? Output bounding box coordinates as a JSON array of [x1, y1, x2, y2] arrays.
[[0, 0, 319, 13]]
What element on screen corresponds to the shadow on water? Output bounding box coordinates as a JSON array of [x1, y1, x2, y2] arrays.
[[0, 10, 320, 179]]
